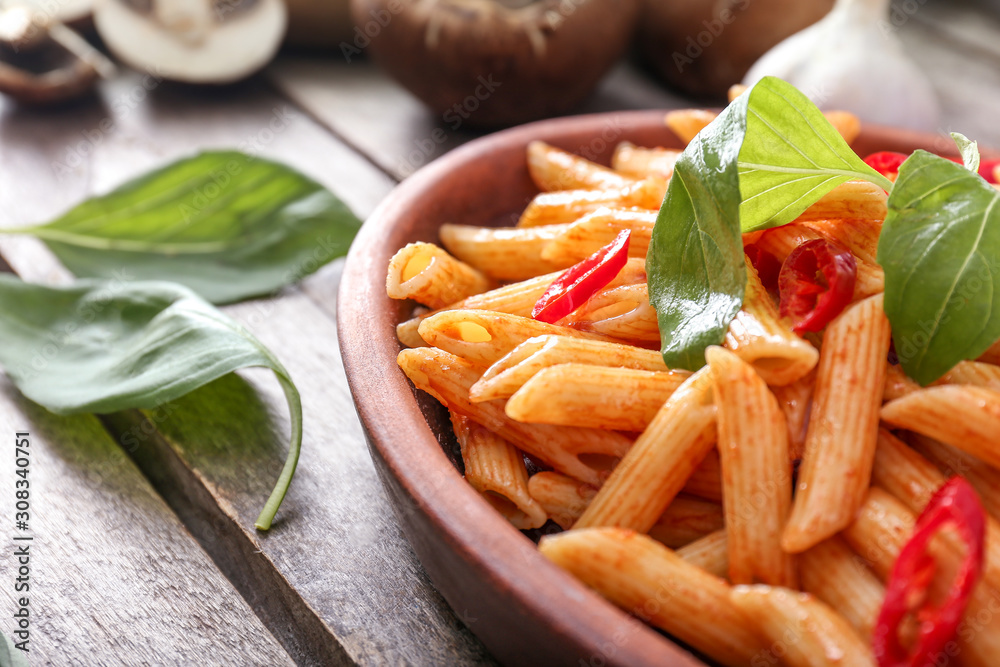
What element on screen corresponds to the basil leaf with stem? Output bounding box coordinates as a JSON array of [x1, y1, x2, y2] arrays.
[[951, 132, 981, 174], [0, 151, 362, 305], [878, 150, 1000, 385], [0, 275, 300, 530]]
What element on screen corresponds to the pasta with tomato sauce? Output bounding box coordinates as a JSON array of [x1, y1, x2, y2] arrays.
[[385, 111, 1000, 666]]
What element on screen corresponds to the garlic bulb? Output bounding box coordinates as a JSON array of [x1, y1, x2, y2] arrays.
[[742, 0, 940, 132]]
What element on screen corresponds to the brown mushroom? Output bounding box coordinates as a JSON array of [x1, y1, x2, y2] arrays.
[[0, 5, 113, 105], [637, 0, 833, 101], [285, 0, 354, 48], [94, 0, 287, 84], [350, 0, 640, 128]]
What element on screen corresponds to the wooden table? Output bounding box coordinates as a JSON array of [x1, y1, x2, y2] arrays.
[[0, 1, 998, 663]]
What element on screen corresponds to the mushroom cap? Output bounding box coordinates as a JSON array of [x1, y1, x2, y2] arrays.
[[94, 0, 288, 84], [637, 0, 833, 100], [353, 0, 640, 128]]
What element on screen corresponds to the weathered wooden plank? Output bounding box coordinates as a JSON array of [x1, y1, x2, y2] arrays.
[[266, 57, 687, 181], [0, 72, 494, 665], [267, 57, 478, 180], [0, 382, 294, 665]]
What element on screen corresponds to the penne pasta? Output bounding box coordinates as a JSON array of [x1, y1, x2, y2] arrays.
[[934, 360, 1000, 391], [799, 537, 885, 638], [395, 257, 648, 348], [725, 256, 819, 387], [730, 585, 876, 667], [397, 347, 632, 486], [843, 488, 1000, 667], [517, 179, 666, 228], [727, 84, 747, 102], [540, 207, 655, 265], [664, 109, 716, 145], [648, 496, 725, 549], [676, 529, 728, 579], [574, 368, 716, 532], [527, 471, 596, 529], [822, 110, 862, 144], [685, 449, 723, 503], [783, 294, 891, 553], [528, 471, 724, 532], [540, 528, 767, 667], [907, 433, 1000, 521], [883, 359, 1000, 403], [450, 412, 547, 530], [504, 363, 688, 432], [562, 283, 660, 344], [611, 142, 680, 179], [882, 362, 920, 401], [871, 429, 1000, 593], [881, 385, 1000, 469], [977, 339, 1000, 365], [799, 215, 883, 264], [386, 242, 493, 309], [417, 310, 609, 368], [527, 141, 635, 192], [770, 368, 815, 461], [439, 223, 572, 281], [707, 346, 796, 588], [470, 335, 674, 403]]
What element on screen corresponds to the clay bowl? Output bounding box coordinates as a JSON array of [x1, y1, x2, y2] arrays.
[[337, 110, 959, 666]]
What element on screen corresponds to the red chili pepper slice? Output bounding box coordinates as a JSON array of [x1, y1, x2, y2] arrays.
[[943, 156, 1000, 184], [874, 477, 986, 667], [531, 230, 631, 324], [979, 158, 1000, 184], [777, 239, 856, 334], [866, 151, 1000, 184], [865, 151, 909, 179], [745, 243, 781, 291]]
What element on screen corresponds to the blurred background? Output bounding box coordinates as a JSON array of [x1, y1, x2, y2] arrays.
[[5, 0, 1000, 183]]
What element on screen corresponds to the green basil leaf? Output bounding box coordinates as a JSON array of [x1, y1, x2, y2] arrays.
[[0, 275, 300, 529], [951, 132, 981, 174], [1, 629, 29, 667], [648, 76, 887, 370], [4, 151, 361, 305], [647, 92, 749, 371], [737, 77, 892, 232], [878, 150, 1000, 385]]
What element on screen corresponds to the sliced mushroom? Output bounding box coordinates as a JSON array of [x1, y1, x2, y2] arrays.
[[352, 0, 640, 128], [93, 0, 287, 84], [0, 5, 114, 104]]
